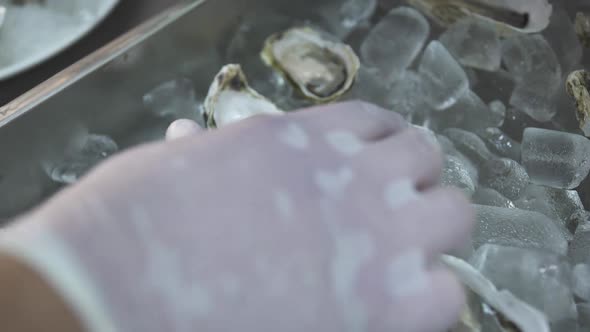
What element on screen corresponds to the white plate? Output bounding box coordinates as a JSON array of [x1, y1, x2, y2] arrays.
[[0, 0, 119, 81]]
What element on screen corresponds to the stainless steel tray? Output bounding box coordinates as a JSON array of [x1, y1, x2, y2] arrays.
[[1, 0, 589, 220], [0, 0, 349, 219]]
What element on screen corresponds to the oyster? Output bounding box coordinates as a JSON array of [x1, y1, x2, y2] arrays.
[[441, 255, 550, 332], [565, 69, 590, 137], [261, 26, 360, 103], [575, 12, 590, 48], [406, 0, 552, 37], [203, 64, 283, 128]]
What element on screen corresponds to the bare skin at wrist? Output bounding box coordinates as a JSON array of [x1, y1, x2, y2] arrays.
[[0, 253, 83, 332]]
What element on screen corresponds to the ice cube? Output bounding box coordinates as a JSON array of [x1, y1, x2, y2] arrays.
[[480, 158, 529, 201], [488, 100, 506, 127], [473, 205, 569, 255], [439, 18, 501, 71], [573, 264, 590, 302], [360, 7, 430, 81], [443, 128, 493, 167], [501, 34, 562, 84], [522, 128, 590, 189], [345, 66, 391, 109], [477, 127, 521, 162], [472, 187, 515, 209], [437, 135, 478, 181], [515, 184, 585, 233], [419, 41, 469, 110], [442, 155, 477, 197], [385, 70, 429, 119], [431, 91, 502, 132], [543, 7, 583, 73], [225, 11, 294, 63], [43, 134, 119, 185], [502, 33, 562, 122], [509, 80, 560, 122], [318, 0, 378, 39], [250, 70, 303, 111], [143, 79, 201, 121], [470, 244, 575, 322], [569, 221, 590, 266]]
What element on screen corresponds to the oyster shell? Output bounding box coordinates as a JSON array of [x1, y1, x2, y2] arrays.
[[575, 12, 590, 48], [406, 0, 552, 37], [203, 64, 283, 128], [261, 26, 360, 103], [565, 69, 590, 137], [441, 255, 550, 332]]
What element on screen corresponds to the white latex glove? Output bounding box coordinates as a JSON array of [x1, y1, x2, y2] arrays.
[[0, 101, 473, 332]]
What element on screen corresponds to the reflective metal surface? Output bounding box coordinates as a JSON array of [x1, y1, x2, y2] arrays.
[[0, 0, 348, 219], [0, 0, 588, 220]]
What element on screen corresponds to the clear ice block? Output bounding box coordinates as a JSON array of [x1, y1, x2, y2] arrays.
[[502, 34, 562, 122], [345, 66, 391, 109], [442, 155, 477, 197], [572, 264, 590, 302], [470, 244, 575, 322], [224, 10, 298, 105], [522, 128, 590, 189], [488, 100, 506, 127], [432, 91, 503, 132], [515, 184, 585, 232], [569, 221, 590, 266], [501, 34, 562, 84], [142, 78, 201, 121], [250, 70, 303, 111], [225, 11, 294, 63], [317, 0, 378, 39], [443, 128, 493, 167], [477, 127, 521, 162], [437, 135, 478, 181], [543, 7, 583, 73], [472, 187, 515, 209], [43, 134, 119, 185], [439, 18, 501, 72], [509, 81, 559, 122], [384, 70, 429, 119], [360, 6, 430, 81], [419, 41, 469, 110], [480, 158, 529, 201], [473, 205, 569, 255]]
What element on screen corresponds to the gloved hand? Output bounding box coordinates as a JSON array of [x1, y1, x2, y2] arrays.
[[0, 101, 474, 332]]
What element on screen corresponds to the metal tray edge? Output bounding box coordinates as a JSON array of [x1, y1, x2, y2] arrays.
[[0, 0, 206, 127]]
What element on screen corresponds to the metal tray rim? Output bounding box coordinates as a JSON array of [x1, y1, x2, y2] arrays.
[[0, 0, 206, 128]]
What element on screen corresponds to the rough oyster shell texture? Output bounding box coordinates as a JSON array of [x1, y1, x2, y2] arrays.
[[406, 0, 552, 37], [566, 69, 590, 137], [203, 64, 283, 128], [261, 26, 360, 103]]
